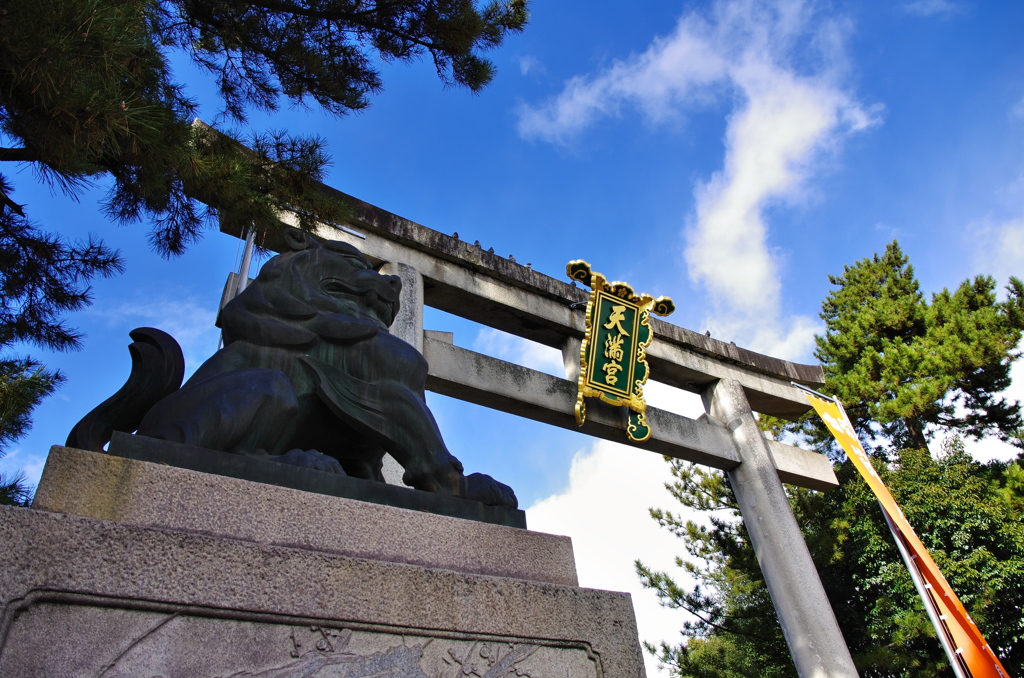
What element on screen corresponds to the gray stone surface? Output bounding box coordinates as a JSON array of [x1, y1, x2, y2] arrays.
[[103, 432, 526, 528], [379, 261, 424, 354], [0, 505, 644, 676], [205, 174, 849, 677], [32, 446, 576, 586], [3, 602, 602, 677], [380, 447, 407, 487], [328, 191, 824, 390], [704, 379, 857, 678], [424, 334, 839, 490], [425, 329, 454, 344], [767, 438, 839, 492], [378, 261, 424, 486]]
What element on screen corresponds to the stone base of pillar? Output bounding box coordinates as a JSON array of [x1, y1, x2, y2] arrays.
[[0, 447, 645, 677]]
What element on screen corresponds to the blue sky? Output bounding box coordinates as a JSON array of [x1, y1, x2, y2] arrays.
[[4, 0, 1024, 674]]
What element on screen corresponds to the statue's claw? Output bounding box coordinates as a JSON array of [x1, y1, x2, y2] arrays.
[[460, 473, 519, 510], [276, 449, 347, 475]]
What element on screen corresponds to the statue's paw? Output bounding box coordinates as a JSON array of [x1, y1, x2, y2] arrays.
[[460, 473, 518, 509], [276, 448, 347, 475]]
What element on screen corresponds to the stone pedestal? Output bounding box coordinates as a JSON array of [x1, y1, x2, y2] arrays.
[[0, 446, 645, 677]]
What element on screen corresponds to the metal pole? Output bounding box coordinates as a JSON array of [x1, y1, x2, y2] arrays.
[[236, 227, 257, 297], [790, 381, 837, 404], [218, 227, 257, 351], [882, 508, 970, 678]]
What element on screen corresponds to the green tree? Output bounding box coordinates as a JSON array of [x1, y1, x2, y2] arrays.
[[0, 0, 528, 456], [0, 358, 62, 505], [815, 241, 1024, 452], [636, 460, 794, 678], [0, 184, 123, 498], [1, 0, 528, 252], [640, 443, 1024, 677], [638, 242, 1024, 677]]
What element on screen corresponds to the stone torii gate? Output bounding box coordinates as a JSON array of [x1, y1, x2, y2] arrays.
[[223, 187, 859, 678]]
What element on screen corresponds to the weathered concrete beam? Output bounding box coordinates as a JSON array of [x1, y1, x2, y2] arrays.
[[422, 336, 837, 491], [647, 342, 815, 421], [767, 440, 837, 492], [423, 336, 738, 469], [221, 197, 824, 419], [312, 225, 818, 419], [339, 227, 582, 344], [320, 193, 822, 379]]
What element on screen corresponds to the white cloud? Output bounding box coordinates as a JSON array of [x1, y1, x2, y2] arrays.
[[0, 447, 47, 490], [94, 295, 221, 377], [952, 335, 1024, 464], [704, 313, 822, 363], [686, 64, 875, 317], [644, 380, 707, 419], [970, 218, 1024, 288], [517, 54, 545, 77], [518, 0, 877, 361], [1012, 96, 1024, 122], [517, 9, 726, 145], [472, 327, 565, 377], [950, 216, 1024, 461], [527, 441, 696, 677], [902, 0, 963, 17]]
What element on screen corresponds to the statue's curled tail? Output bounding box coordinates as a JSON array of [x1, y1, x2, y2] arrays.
[[66, 328, 184, 451]]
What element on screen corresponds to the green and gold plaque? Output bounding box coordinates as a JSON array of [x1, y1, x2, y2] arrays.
[[567, 261, 675, 442]]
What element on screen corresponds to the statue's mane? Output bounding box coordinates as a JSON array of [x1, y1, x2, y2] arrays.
[[218, 233, 388, 349]]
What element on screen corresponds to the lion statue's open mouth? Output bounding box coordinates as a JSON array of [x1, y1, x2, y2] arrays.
[[66, 228, 518, 510], [320, 276, 397, 329]]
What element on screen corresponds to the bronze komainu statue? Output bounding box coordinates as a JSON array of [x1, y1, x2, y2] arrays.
[[68, 228, 517, 509]]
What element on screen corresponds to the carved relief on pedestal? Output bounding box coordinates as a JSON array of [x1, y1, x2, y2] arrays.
[[0, 597, 601, 678]]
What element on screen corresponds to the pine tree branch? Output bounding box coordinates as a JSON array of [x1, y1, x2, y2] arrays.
[[675, 602, 777, 643], [228, 0, 388, 25], [0, 148, 40, 163], [218, 1, 445, 58]]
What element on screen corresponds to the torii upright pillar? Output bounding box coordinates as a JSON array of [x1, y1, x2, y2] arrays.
[[704, 378, 859, 678]]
